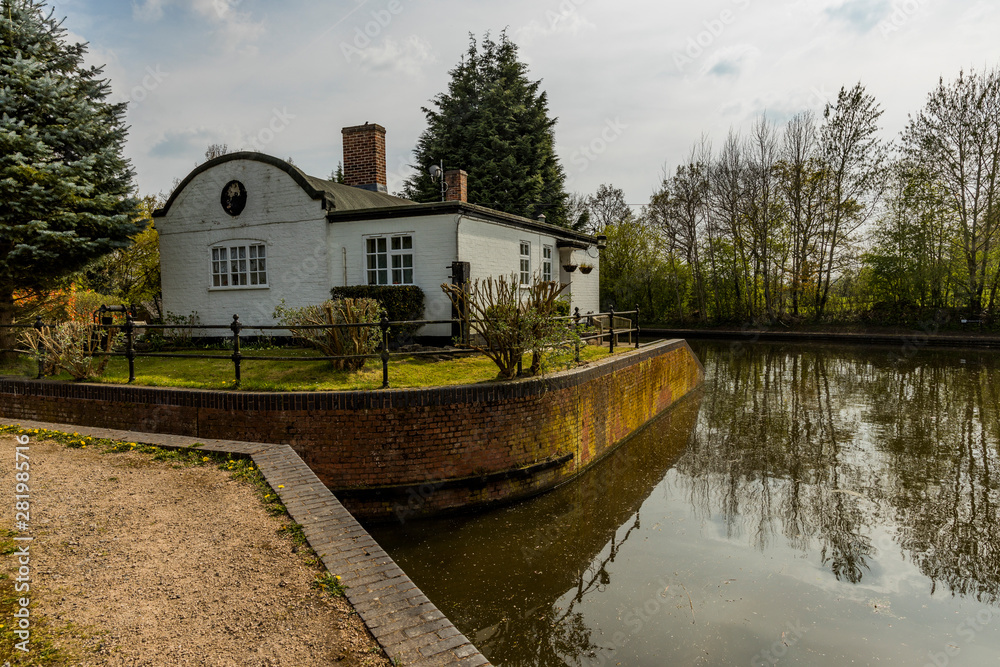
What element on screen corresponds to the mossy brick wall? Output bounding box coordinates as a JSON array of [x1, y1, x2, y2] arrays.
[[0, 340, 704, 519]]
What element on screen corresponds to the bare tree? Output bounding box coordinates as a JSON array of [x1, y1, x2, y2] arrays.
[[205, 143, 230, 161], [903, 69, 1000, 314]]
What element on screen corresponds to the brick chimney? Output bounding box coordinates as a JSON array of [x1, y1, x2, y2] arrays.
[[444, 169, 468, 203], [341, 123, 387, 193]]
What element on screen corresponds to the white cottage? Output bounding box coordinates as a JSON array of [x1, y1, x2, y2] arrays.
[[153, 123, 602, 339]]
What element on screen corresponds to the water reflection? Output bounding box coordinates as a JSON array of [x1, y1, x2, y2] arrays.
[[371, 342, 1000, 665], [686, 342, 1000, 602], [370, 392, 703, 665]]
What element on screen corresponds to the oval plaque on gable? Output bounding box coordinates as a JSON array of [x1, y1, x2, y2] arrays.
[[221, 180, 247, 216]]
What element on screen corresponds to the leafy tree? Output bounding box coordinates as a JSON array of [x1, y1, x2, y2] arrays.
[[81, 195, 163, 319], [903, 68, 1000, 315], [0, 0, 141, 347], [815, 83, 887, 317], [403, 32, 570, 226]]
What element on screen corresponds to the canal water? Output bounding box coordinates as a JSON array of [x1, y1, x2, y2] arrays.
[[369, 341, 1000, 666]]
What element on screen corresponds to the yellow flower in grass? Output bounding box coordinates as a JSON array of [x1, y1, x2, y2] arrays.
[[278, 485, 285, 489], [202, 456, 210, 462]]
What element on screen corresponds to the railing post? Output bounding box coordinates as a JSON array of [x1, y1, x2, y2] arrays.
[[380, 315, 390, 389], [574, 307, 581, 363], [609, 305, 616, 354], [635, 306, 641, 349], [33, 315, 44, 379], [125, 309, 136, 383], [230, 314, 243, 389]]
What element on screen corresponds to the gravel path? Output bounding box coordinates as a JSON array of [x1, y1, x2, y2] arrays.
[[0, 434, 390, 667]]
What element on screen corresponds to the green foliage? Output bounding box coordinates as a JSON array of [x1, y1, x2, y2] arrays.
[[312, 572, 347, 597], [81, 195, 164, 319], [330, 285, 424, 343], [161, 311, 201, 347], [403, 31, 570, 226], [273, 298, 383, 370], [0, 0, 141, 324]]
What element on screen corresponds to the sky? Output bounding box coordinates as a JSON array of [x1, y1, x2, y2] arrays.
[[49, 0, 1000, 208]]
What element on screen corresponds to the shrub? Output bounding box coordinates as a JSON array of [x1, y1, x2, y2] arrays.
[[273, 298, 383, 370], [330, 286, 424, 345], [22, 321, 123, 380], [441, 275, 574, 380], [161, 311, 200, 348]]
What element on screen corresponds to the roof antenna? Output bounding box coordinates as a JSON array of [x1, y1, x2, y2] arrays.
[[428, 160, 445, 202]]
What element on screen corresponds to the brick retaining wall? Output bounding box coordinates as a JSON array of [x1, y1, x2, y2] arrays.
[[0, 340, 704, 520]]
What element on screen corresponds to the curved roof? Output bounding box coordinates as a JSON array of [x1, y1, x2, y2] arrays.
[[152, 151, 414, 218]]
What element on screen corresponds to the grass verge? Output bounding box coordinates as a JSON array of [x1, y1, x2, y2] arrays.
[[0, 345, 612, 391]]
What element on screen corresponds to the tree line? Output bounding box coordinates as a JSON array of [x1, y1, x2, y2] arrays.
[[592, 69, 1000, 327]]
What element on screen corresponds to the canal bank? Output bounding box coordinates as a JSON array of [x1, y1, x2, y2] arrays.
[[0, 339, 704, 520], [643, 327, 1000, 348]]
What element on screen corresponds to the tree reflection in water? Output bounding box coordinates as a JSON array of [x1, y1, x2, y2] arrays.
[[684, 342, 1000, 600], [372, 342, 1000, 666]]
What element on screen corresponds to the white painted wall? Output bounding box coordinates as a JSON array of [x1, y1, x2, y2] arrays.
[[158, 157, 600, 342], [458, 215, 600, 316], [327, 213, 459, 338], [158, 160, 330, 334]]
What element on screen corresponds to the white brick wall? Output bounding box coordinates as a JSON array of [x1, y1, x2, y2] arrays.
[[328, 213, 458, 338], [158, 157, 601, 341], [158, 160, 330, 334], [458, 216, 600, 316]]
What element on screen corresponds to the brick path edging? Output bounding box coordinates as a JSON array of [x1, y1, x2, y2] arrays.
[[0, 417, 489, 667]]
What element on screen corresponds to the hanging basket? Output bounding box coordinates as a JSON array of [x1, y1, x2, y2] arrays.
[[563, 264, 578, 273], [579, 265, 594, 274]]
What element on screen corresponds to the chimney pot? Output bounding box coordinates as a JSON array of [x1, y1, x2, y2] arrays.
[[341, 123, 387, 193]]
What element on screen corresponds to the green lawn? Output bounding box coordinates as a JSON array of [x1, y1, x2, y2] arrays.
[[0, 345, 613, 391]]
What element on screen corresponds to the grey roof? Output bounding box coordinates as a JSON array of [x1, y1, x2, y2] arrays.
[[301, 174, 414, 211]]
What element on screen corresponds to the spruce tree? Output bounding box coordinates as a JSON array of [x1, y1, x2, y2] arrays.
[[0, 0, 141, 332], [403, 32, 570, 227]]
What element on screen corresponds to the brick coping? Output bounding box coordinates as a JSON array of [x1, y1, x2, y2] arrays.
[[0, 339, 690, 410], [0, 417, 490, 667]]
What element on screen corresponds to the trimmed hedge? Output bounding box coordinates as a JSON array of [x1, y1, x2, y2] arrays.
[[330, 285, 425, 345]]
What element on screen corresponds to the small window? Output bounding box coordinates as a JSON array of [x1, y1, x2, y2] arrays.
[[367, 234, 413, 285], [542, 245, 553, 282], [211, 242, 266, 288], [519, 241, 531, 287]]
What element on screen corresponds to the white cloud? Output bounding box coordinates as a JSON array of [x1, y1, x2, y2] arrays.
[[348, 35, 435, 76], [132, 0, 167, 22]]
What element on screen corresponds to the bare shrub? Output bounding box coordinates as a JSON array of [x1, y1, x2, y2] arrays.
[[442, 274, 574, 380], [273, 299, 383, 371]]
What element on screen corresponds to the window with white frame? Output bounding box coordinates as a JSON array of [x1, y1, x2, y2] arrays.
[[367, 234, 413, 285], [519, 241, 531, 286], [542, 245, 553, 282], [211, 243, 267, 288]]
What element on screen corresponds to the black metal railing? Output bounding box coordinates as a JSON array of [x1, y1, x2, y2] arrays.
[[0, 306, 643, 389]]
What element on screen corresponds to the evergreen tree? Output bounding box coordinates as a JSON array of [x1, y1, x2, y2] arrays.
[[403, 32, 570, 226], [0, 0, 141, 333], [330, 161, 346, 184]]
